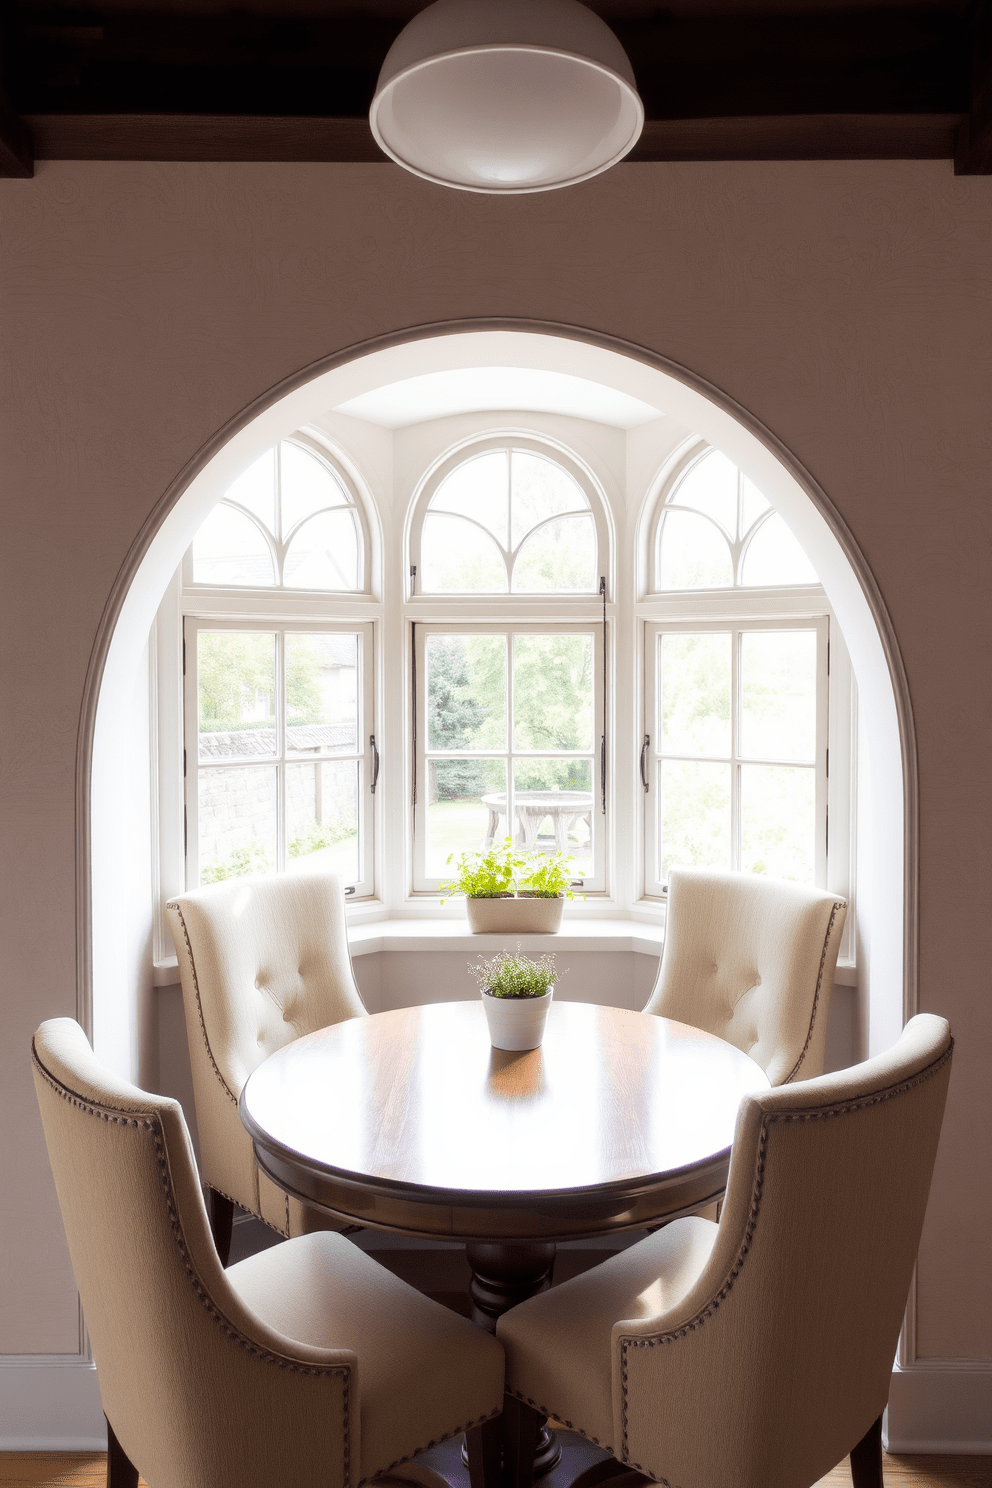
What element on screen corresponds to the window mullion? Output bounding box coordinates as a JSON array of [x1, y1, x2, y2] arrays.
[[731, 627, 742, 871], [276, 628, 287, 874]]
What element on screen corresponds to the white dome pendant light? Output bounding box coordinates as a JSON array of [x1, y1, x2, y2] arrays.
[[369, 0, 644, 194]]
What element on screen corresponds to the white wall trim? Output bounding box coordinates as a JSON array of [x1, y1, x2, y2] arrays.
[[0, 1354, 105, 1450], [885, 1359, 992, 1454]]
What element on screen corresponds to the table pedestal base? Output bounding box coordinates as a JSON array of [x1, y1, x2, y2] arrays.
[[463, 1241, 561, 1477]]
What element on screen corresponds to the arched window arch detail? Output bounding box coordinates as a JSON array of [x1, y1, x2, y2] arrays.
[[190, 435, 371, 595], [409, 437, 610, 596], [650, 444, 819, 594]]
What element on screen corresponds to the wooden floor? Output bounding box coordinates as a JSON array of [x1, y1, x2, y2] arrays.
[[0, 1450, 988, 1488]]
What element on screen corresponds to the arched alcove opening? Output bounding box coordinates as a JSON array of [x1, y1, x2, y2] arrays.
[[81, 322, 914, 1090]]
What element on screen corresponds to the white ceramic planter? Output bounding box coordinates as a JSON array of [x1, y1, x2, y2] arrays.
[[465, 894, 565, 934], [481, 986, 554, 1051]]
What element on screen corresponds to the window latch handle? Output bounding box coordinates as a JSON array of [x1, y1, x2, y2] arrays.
[[640, 734, 650, 792], [370, 734, 380, 795]]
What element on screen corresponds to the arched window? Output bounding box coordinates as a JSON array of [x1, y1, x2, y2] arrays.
[[176, 435, 376, 896], [642, 444, 850, 907], [655, 448, 819, 592], [412, 442, 606, 595], [410, 438, 611, 893], [190, 437, 367, 593]]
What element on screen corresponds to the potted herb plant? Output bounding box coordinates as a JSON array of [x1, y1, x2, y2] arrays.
[[469, 946, 561, 1050], [441, 839, 575, 933]]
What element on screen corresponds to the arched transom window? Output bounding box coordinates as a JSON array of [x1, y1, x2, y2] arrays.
[[416, 445, 602, 594], [655, 449, 818, 592], [191, 438, 365, 592]]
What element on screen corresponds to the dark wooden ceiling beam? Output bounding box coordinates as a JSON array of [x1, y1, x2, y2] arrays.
[[955, 0, 992, 171], [25, 110, 961, 164]]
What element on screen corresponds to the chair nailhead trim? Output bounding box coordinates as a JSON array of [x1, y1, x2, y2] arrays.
[[359, 1405, 503, 1486], [504, 1390, 611, 1454], [617, 1040, 952, 1479], [165, 904, 239, 1106], [33, 1048, 353, 1488], [783, 899, 845, 1086]]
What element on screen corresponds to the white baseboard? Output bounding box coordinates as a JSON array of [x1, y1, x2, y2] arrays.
[[0, 1355, 105, 1450], [885, 1360, 992, 1455]]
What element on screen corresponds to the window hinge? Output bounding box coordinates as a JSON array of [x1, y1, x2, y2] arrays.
[[183, 747, 187, 779], [182, 637, 186, 675]]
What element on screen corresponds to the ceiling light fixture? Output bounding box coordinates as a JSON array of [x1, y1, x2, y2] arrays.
[[369, 0, 644, 194]]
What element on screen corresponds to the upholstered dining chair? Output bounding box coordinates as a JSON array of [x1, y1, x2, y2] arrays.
[[166, 870, 367, 1259], [497, 1012, 952, 1488], [643, 867, 848, 1085], [32, 1017, 504, 1488]]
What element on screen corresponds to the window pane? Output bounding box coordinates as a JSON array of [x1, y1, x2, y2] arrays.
[[426, 634, 506, 752], [192, 505, 275, 587], [659, 759, 731, 878], [658, 510, 733, 590], [741, 476, 771, 534], [225, 449, 275, 531], [286, 759, 360, 884], [284, 510, 360, 591], [671, 451, 738, 536], [428, 758, 506, 878], [513, 634, 593, 752], [740, 764, 815, 883], [740, 630, 817, 763], [280, 441, 348, 534], [197, 631, 275, 761], [659, 632, 731, 757], [510, 451, 588, 548], [741, 513, 818, 586], [512, 760, 593, 877], [421, 512, 508, 593], [431, 451, 509, 547], [512, 515, 597, 593], [286, 633, 358, 756], [198, 765, 276, 884]]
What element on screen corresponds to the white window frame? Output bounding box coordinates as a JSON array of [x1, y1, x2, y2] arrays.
[[643, 614, 829, 897], [412, 620, 608, 895], [408, 434, 611, 599], [183, 615, 376, 897], [182, 430, 374, 598]]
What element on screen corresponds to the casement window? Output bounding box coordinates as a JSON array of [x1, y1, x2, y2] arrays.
[[409, 438, 611, 894], [412, 623, 606, 892], [171, 434, 377, 898], [183, 618, 374, 895], [642, 444, 851, 908]]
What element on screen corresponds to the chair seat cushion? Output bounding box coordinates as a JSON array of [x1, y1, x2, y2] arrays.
[[228, 1231, 504, 1483], [497, 1218, 718, 1456]]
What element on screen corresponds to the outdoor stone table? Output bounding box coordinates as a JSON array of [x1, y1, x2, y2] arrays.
[[481, 790, 593, 852]]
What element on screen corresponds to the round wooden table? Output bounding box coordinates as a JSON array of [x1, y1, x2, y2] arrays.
[[240, 999, 767, 1322]]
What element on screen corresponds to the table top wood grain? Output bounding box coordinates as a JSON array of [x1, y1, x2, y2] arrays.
[[240, 1000, 769, 1241]]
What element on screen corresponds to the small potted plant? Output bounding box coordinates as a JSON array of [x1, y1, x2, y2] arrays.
[[441, 839, 575, 934], [469, 946, 562, 1050]]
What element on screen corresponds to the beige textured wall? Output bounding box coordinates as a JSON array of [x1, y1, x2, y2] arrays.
[[1, 159, 989, 1358]]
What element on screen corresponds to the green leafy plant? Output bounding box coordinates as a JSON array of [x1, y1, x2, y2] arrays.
[[440, 837, 527, 900], [199, 841, 274, 884], [519, 850, 575, 899], [468, 946, 562, 999]]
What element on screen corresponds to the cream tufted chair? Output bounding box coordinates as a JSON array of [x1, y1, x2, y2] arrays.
[[32, 1018, 504, 1488], [166, 871, 367, 1259], [498, 1013, 952, 1488], [643, 867, 848, 1086]]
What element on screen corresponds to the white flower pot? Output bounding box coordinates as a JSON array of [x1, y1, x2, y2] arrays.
[[465, 895, 565, 934], [481, 986, 554, 1051]]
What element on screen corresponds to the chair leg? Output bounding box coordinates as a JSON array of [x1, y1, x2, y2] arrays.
[[207, 1187, 234, 1267], [465, 1414, 504, 1488], [106, 1417, 138, 1488], [503, 1393, 541, 1488], [850, 1413, 884, 1488]]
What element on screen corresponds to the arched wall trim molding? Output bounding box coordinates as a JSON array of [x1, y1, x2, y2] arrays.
[[77, 313, 918, 1119]]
